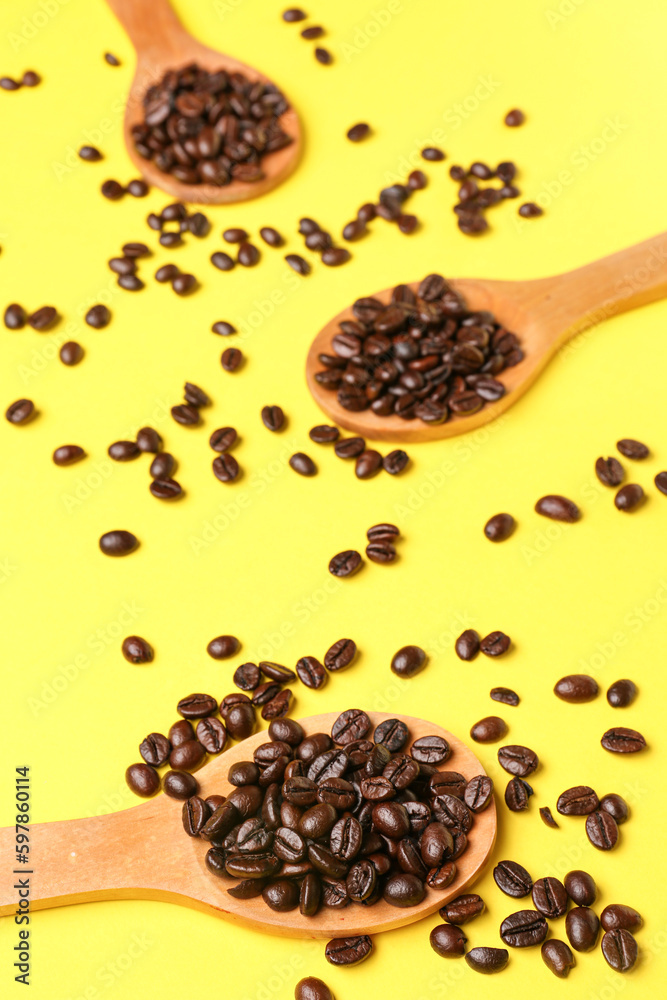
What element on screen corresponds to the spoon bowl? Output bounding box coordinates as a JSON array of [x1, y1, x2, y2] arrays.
[[106, 0, 301, 204], [0, 713, 496, 937], [306, 232, 667, 442]]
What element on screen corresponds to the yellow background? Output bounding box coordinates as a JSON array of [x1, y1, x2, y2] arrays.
[[1, 0, 666, 996]]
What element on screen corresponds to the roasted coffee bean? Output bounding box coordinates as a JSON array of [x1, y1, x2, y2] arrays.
[[223, 228, 248, 244], [209, 427, 237, 453], [328, 550, 362, 578], [566, 906, 600, 951], [440, 893, 485, 925], [101, 179, 124, 200], [314, 46, 333, 65], [125, 762, 160, 796], [322, 638, 356, 672], [471, 716, 507, 743], [154, 264, 179, 283], [541, 939, 575, 978], [564, 870, 596, 906], [383, 873, 425, 907], [595, 456, 624, 486], [554, 674, 598, 703], [599, 793, 629, 824], [205, 848, 228, 877], [455, 629, 480, 660], [294, 977, 334, 1000], [391, 645, 426, 678], [422, 146, 445, 161], [171, 404, 200, 426], [505, 778, 532, 812], [479, 509, 517, 543], [295, 655, 327, 689], [494, 860, 533, 897], [497, 745, 538, 777], [381, 449, 408, 475], [228, 761, 260, 786], [557, 785, 599, 815], [211, 251, 235, 271], [169, 721, 195, 747], [252, 682, 282, 708], [334, 437, 366, 458], [236, 242, 259, 267], [139, 732, 171, 767], [601, 727, 646, 753], [260, 661, 297, 683], [285, 253, 311, 274], [234, 661, 262, 691], [28, 305, 58, 331], [177, 693, 217, 719], [479, 631, 510, 656], [464, 775, 493, 813], [411, 735, 450, 765], [122, 242, 149, 259], [262, 879, 299, 911], [135, 426, 162, 453], [331, 709, 371, 745], [5, 398, 34, 425], [500, 909, 548, 948], [585, 810, 619, 850], [149, 478, 183, 500], [221, 347, 243, 372], [601, 929, 638, 972], [324, 935, 372, 966], [261, 405, 285, 431], [195, 717, 227, 754], [366, 540, 396, 563], [373, 718, 408, 753], [59, 341, 83, 365], [615, 484, 644, 511], [490, 687, 520, 707], [204, 635, 238, 660], [532, 877, 568, 918], [426, 861, 457, 889], [432, 793, 472, 832], [518, 202, 543, 218], [289, 452, 317, 476], [182, 795, 210, 836], [430, 923, 467, 957], [355, 449, 383, 479], [172, 273, 196, 295], [606, 678, 637, 708], [163, 770, 198, 800], [226, 878, 268, 899], [267, 719, 303, 748], [261, 690, 292, 720], [504, 108, 525, 126], [346, 859, 376, 901], [108, 439, 140, 461], [52, 445, 85, 466], [169, 740, 206, 771], [535, 495, 580, 522], [346, 122, 370, 142], [4, 303, 26, 329], [126, 179, 148, 197], [617, 438, 649, 459], [465, 947, 509, 974], [99, 530, 138, 556], [213, 454, 240, 483], [85, 304, 111, 328], [654, 471, 667, 494], [540, 806, 559, 828], [121, 635, 153, 664], [118, 274, 145, 291], [601, 904, 642, 933]]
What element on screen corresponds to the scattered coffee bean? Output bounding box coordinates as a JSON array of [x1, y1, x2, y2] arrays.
[[601, 903, 642, 932], [455, 629, 481, 661], [383, 449, 409, 474], [159, 232, 183, 249], [4, 303, 26, 329], [59, 341, 83, 365], [595, 456, 624, 486], [540, 806, 559, 828], [238, 242, 260, 266], [500, 909, 548, 947], [53, 444, 85, 466], [324, 638, 356, 671], [172, 273, 197, 295], [601, 928, 638, 972], [101, 179, 124, 200], [504, 109, 525, 126], [150, 453, 175, 479], [223, 228, 248, 244], [535, 495, 580, 522], [294, 978, 334, 1000], [155, 264, 179, 283], [309, 425, 339, 443], [606, 678, 637, 707], [366, 540, 396, 563], [554, 674, 599, 703], [484, 513, 516, 541], [585, 810, 619, 850], [391, 645, 427, 678], [440, 893, 485, 924], [127, 179, 149, 197], [565, 906, 600, 951], [518, 202, 543, 218], [289, 453, 317, 476], [325, 936, 372, 966], [557, 785, 599, 815], [285, 253, 310, 274], [212, 322, 236, 337], [614, 483, 644, 511], [505, 777, 532, 812], [314, 47, 332, 65], [283, 8, 307, 21], [355, 449, 382, 479], [211, 251, 235, 271], [213, 454, 240, 483], [28, 306, 58, 330], [494, 860, 533, 897], [209, 427, 237, 452], [207, 635, 240, 659], [410, 735, 450, 764], [171, 404, 200, 426], [296, 656, 327, 689], [479, 631, 510, 656], [601, 727, 646, 753], [334, 437, 365, 458], [465, 947, 508, 974], [99, 530, 138, 556], [108, 440, 140, 461], [422, 147, 445, 161], [599, 793, 629, 824], [221, 347, 243, 372], [564, 870, 597, 907], [150, 478, 183, 500], [616, 438, 649, 459], [497, 745, 538, 777], [471, 716, 507, 743], [490, 687, 519, 707], [532, 877, 568, 918], [328, 550, 362, 578], [139, 733, 171, 767], [541, 939, 575, 978], [261, 405, 285, 431], [79, 145, 103, 161], [430, 923, 467, 957], [163, 770, 199, 800], [121, 636, 154, 664], [347, 122, 370, 142], [258, 226, 283, 247], [654, 471, 667, 495], [125, 762, 159, 797]]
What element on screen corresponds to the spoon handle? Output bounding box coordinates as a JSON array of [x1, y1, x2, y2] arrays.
[[525, 231, 667, 341], [106, 0, 190, 61]]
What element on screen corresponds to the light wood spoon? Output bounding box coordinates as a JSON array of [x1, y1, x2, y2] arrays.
[[306, 231, 667, 442], [0, 713, 495, 937], [106, 0, 301, 204]]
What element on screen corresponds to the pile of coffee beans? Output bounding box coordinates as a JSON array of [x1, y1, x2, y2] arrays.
[[310, 427, 409, 479], [297, 217, 350, 267], [171, 381, 211, 427], [105, 420, 185, 502], [595, 438, 656, 511], [555, 784, 634, 851], [108, 240, 151, 292], [131, 64, 293, 186], [148, 199, 211, 242], [340, 174, 426, 243], [447, 159, 522, 235], [181, 710, 491, 921], [313, 274, 523, 423]]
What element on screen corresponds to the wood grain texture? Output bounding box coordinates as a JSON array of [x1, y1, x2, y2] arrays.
[[106, 0, 301, 204], [306, 232, 667, 442], [0, 713, 496, 938]]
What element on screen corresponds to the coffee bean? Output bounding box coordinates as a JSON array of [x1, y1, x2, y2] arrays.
[[285, 254, 311, 274], [383, 873, 425, 907], [258, 226, 283, 247], [139, 733, 171, 766], [309, 425, 339, 444], [532, 877, 568, 918], [236, 242, 259, 267], [170, 739, 206, 771], [331, 709, 371, 746], [136, 426, 162, 453], [557, 785, 599, 815], [121, 243, 149, 260], [366, 541, 396, 563], [479, 631, 510, 656], [382, 448, 409, 475], [614, 483, 644, 511], [494, 860, 533, 897], [601, 726, 646, 753], [289, 452, 317, 476], [261, 405, 285, 431], [518, 202, 543, 218], [484, 513, 516, 541], [352, 449, 381, 479], [464, 775, 494, 812], [0, 77, 20, 90], [455, 629, 480, 660], [334, 437, 366, 459], [314, 46, 333, 64], [322, 247, 350, 266], [497, 745, 538, 777], [121, 635, 153, 663], [4, 303, 26, 329], [172, 273, 197, 295], [101, 179, 124, 200], [108, 440, 140, 461], [540, 806, 559, 828], [182, 796, 210, 837], [599, 793, 629, 824], [78, 144, 103, 162], [59, 341, 83, 365], [84, 303, 111, 329], [655, 471, 667, 495], [154, 264, 179, 283], [541, 939, 575, 978], [127, 179, 149, 197], [53, 444, 85, 466], [391, 645, 427, 678], [324, 935, 373, 966], [211, 252, 235, 271], [169, 720, 195, 747], [565, 906, 600, 951], [150, 453, 175, 479], [324, 638, 356, 671], [294, 977, 334, 1000], [601, 928, 638, 972], [125, 762, 159, 796], [346, 122, 370, 142], [471, 716, 507, 743], [585, 810, 619, 850], [410, 735, 450, 764], [500, 909, 548, 947], [601, 904, 642, 932], [221, 347, 243, 372], [440, 893, 485, 924], [554, 674, 598, 703], [283, 8, 307, 21], [99, 530, 138, 556], [422, 147, 445, 161], [616, 438, 649, 459], [465, 947, 509, 974], [118, 274, 145, 291], [223, 228, 248, 244], [296, 655, 327, 689], [535, 495, 580, 522], [430, 923, 467, 957], [5, 398, 34, 425], [171, 404, 200, 426], [595, 456, 624, 486], [163, 770, 199, 800], [232, 662, 260, 691], [505, 778, 532, 812], [184, 382, 209, 408], [196, 717, 227, 753], [213, 454, 240, 483], [564, 870, 596, 906], [177, 693, 217, 719], [504, 108, 525, 126], [212, 321, 237, 338], [606, 678, 638, 708], [260, 661, 297, 683], [490, 687, 520, 707], [328, 550, 362, 578], [209, 427, 237, 452]]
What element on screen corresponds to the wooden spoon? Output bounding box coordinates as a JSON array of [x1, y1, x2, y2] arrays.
[[0, 713, 495, 937], [306, 231, 667, 443], [106, 0, 301, 204]]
